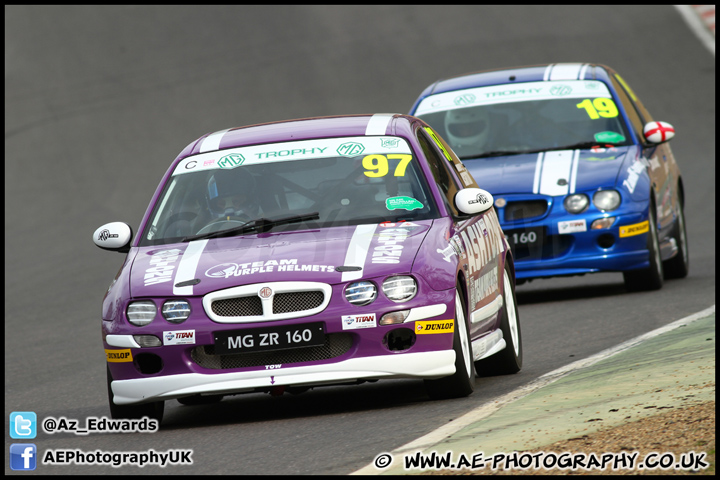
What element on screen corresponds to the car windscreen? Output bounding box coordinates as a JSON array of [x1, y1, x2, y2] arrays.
[[414, 80, 633, 159], [139, 136, 440, 246]]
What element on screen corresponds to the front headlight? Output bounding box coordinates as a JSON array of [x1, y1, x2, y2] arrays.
[[127, 300, 156, 326], [162, 300, 191, 323], [593, 190, 621, 211], [345, 281, 377, 306], [382, 276, 417, 302], [564, 194, 589, 214]]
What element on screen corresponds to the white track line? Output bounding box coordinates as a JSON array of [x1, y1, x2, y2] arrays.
[[675, 5, 715, 56], [351, 304, 715, 474]]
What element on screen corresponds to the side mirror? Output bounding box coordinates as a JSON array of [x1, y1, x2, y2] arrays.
[[455, 188, 494, 216], [93, 222, 133, 253], [643, 121, 675, 144]]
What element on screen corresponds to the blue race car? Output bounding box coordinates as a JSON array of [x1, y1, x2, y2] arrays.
[[409, 63, 688, 291]]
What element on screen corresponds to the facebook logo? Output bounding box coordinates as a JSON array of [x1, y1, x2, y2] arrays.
[[10, 444, 37, 471], [10, 411, 37, 439]]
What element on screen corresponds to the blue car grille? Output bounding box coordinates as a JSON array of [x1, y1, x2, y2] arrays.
[[504, 200, 548, 222], [191, 333, 353, 369]]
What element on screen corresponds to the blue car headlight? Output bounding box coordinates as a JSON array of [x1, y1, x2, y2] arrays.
[[564, 194, 589, 214], [593, 190, 621, 211]]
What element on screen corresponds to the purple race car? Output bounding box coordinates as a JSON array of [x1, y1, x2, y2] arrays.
[[93, 114, 521, 423]]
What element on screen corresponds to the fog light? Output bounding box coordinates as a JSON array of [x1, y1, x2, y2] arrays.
[[591, 217, 616, 230], [597, 233, 616, 249], [383, 328, 416, 351], [133, 335, 162, 347], [380, 310, 410, 325]]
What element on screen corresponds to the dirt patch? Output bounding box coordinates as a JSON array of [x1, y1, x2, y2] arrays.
[[424, 400, 715, 475]]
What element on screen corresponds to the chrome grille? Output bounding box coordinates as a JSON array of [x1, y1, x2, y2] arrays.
[[273, 291, 323, 314], [211, 296, 263, 317], [210, 291, 325, 317], [504, 200, 548, 221], [191, 333, 353, 369]]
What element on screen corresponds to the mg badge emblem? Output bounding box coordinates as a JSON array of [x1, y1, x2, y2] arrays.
[[453, 93, 476, 106], [259, 286, 273, 298], [218, 153, 245, 169], [337, 142, 365, 157], [550, 85, 572, 96]]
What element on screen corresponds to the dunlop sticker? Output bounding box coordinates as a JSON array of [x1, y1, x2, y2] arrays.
[[619, 220, 649, 238], [105, 349, 133, 363], [415, 319, 454, 335]]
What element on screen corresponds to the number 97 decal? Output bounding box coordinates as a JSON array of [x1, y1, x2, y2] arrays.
[[576, 98, 619, 119], [363, 154, 412, 177]]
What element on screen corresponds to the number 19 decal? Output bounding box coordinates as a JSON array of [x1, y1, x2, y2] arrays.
[[363, 154, 412, 177], [576, 98, 619, 119]]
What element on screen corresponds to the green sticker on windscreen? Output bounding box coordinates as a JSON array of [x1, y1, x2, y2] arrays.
[[594, 131, 626, 144], [386, 196, 423, 211]]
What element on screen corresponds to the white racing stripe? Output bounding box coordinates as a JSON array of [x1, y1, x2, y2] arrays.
[[365, 114, 394, 135], [199, 128, 231, 153], [569, 149, 580, 194], [532, 152, 544, 194], [533, 150, 577, 196], [342, 224, 378, 282], [173, 239, 209, 295], [543, 63, 588, 81]]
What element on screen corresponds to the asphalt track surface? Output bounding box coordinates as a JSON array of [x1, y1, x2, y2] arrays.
[[5, 5, 715, 475]]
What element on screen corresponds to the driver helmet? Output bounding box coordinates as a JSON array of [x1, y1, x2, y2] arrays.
[[206, 168, 258, 218], [444, 107, 490, 149]]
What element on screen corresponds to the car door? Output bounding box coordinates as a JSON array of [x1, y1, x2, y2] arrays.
[[611, 73, 676, 231], [416, 125, 505, 339]]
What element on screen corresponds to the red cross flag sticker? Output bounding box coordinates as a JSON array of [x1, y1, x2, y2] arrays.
[[643, 121, 675, 143]]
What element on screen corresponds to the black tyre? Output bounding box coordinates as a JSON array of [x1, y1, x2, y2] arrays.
[[475, 262, 522, 376], [424, 284, 475, 400], [623, 204, 663, 292], [106, 366, 164, 422], [663, 194, 689, 279], [177, 394, 224, 406]]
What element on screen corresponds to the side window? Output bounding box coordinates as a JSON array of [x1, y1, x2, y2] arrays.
[[611, 75, 650, 142], [417, 129, 461, 217]]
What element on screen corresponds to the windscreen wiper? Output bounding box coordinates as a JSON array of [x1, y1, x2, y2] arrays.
[[182, 212, 320, 242], [545, 141, 624, 151], [466, 149, 535, 159]]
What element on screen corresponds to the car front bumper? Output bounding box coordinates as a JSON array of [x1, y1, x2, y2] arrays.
[[109, 349, 455, 404], [499, 203, 652, 279]]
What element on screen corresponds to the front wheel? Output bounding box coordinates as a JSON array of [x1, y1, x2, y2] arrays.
[[623, 204, 663, 291], [475, 261, 522, 376], [424, 284, 475, 400], [106, 366, 164, 423], [663, 194, 689, 279]]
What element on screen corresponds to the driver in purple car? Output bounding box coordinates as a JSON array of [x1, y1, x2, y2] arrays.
[[206, 168, 259, 221]]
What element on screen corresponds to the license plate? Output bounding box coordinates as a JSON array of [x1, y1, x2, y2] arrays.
[[504, 226, 546, 259], [214, 322, 325, 354]]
